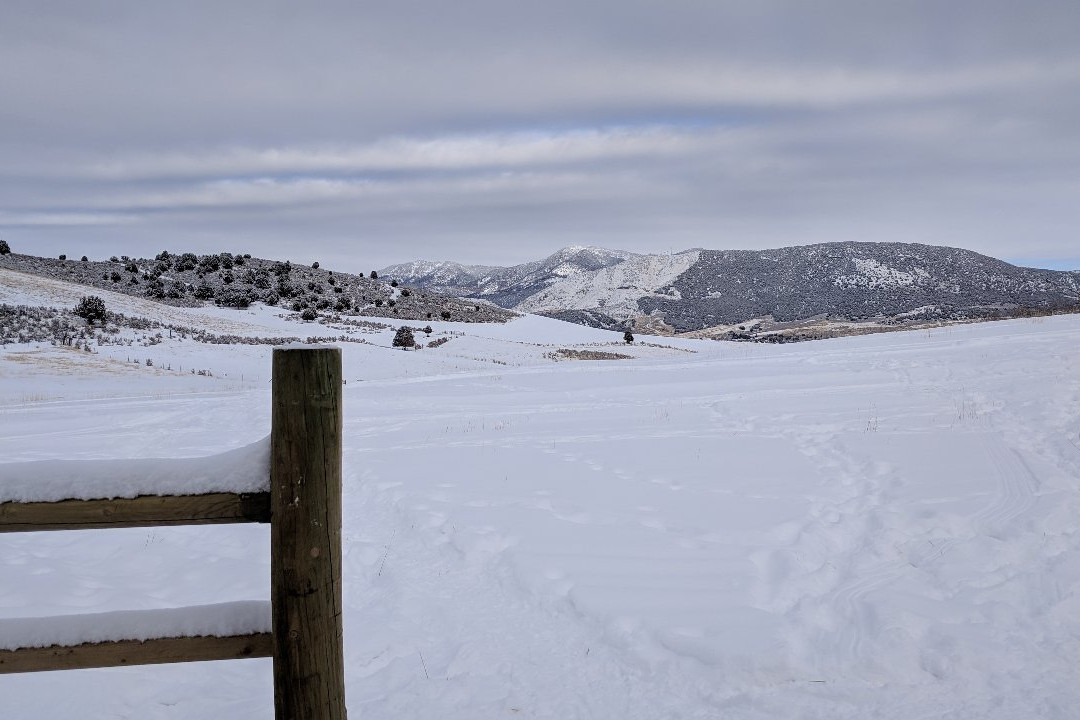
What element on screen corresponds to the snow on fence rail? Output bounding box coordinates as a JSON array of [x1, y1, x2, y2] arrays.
[[0, 347, 346, 720]]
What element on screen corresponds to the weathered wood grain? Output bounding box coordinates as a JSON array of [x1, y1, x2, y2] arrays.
[[0, 491, 271, 532], [0, 632, 273, 674], [271, 347, 346, 720]]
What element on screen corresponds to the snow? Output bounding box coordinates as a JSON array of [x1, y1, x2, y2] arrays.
[[0, 268, 290, 338], [2, 268, 1080, 719], [0, 602, 271, 651], [514, 250, 700, 319], [0, 436, 269, 503], [382, 259, 503, 284], [834, 257, 931, 289]]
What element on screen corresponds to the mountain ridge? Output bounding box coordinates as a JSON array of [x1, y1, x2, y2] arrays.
[[382, 241, 1080, 338]]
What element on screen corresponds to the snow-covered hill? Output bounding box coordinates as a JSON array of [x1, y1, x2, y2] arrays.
[[0, 249, 515, 324], [384, 242, 1080, 335]]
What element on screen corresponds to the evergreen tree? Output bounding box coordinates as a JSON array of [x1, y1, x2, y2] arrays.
[[215, 289, 252, 308], [392, 326, 415, 348], [75, 296, 107, 325]]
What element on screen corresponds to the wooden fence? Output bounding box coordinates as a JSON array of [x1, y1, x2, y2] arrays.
[[0, 347, 346, 720]]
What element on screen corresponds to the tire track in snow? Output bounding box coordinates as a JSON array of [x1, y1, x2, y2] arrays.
[[978, 439, 1039, 541], [829, 560, 902, 664], [762, 420, 910, 674], [790, 473, 898, 669], [805, 431, 1041, 673], [904, 434, 1041, 570]]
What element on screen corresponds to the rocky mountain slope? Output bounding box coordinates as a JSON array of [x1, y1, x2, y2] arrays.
[[641, 243, 1080, 331], [384, 246, 647, 309], [0, 247, 515, 324], [384, 242, 1080, 336]]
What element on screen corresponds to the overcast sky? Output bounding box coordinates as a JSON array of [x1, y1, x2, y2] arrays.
[[2, 1, 1078, 272]]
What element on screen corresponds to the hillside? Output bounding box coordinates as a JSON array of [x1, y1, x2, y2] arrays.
[[642, 243, 1080, 331], [384, 242, 1080, 338], [0, 248, 515, 325]]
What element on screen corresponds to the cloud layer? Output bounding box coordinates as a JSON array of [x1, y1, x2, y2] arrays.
[[2, 1, 1078, 270]]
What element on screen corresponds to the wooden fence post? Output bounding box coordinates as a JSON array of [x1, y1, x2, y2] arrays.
[[271, 347, 346, 720]]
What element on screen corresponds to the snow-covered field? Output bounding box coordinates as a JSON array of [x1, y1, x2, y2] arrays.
[[2, 277, 1080, 718]]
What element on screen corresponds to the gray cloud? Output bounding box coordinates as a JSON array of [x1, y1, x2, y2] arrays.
[[2, 1, 1079, 271]]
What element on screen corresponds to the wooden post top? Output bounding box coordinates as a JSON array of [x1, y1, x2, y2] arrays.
[[272, 345, 341, 353]]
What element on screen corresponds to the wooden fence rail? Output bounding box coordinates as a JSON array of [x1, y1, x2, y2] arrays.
[[0, 347, 346, 720], [0, 632, 274, 673], [0, 491, 271, 532]]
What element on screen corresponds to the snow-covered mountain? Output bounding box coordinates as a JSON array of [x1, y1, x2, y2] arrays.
[[383, 245, 641, 307], [383, 242, 1080, 335], [376, 260, 505, 297], [642, 243, 1080, 331], [383, 245, 697, 327]]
